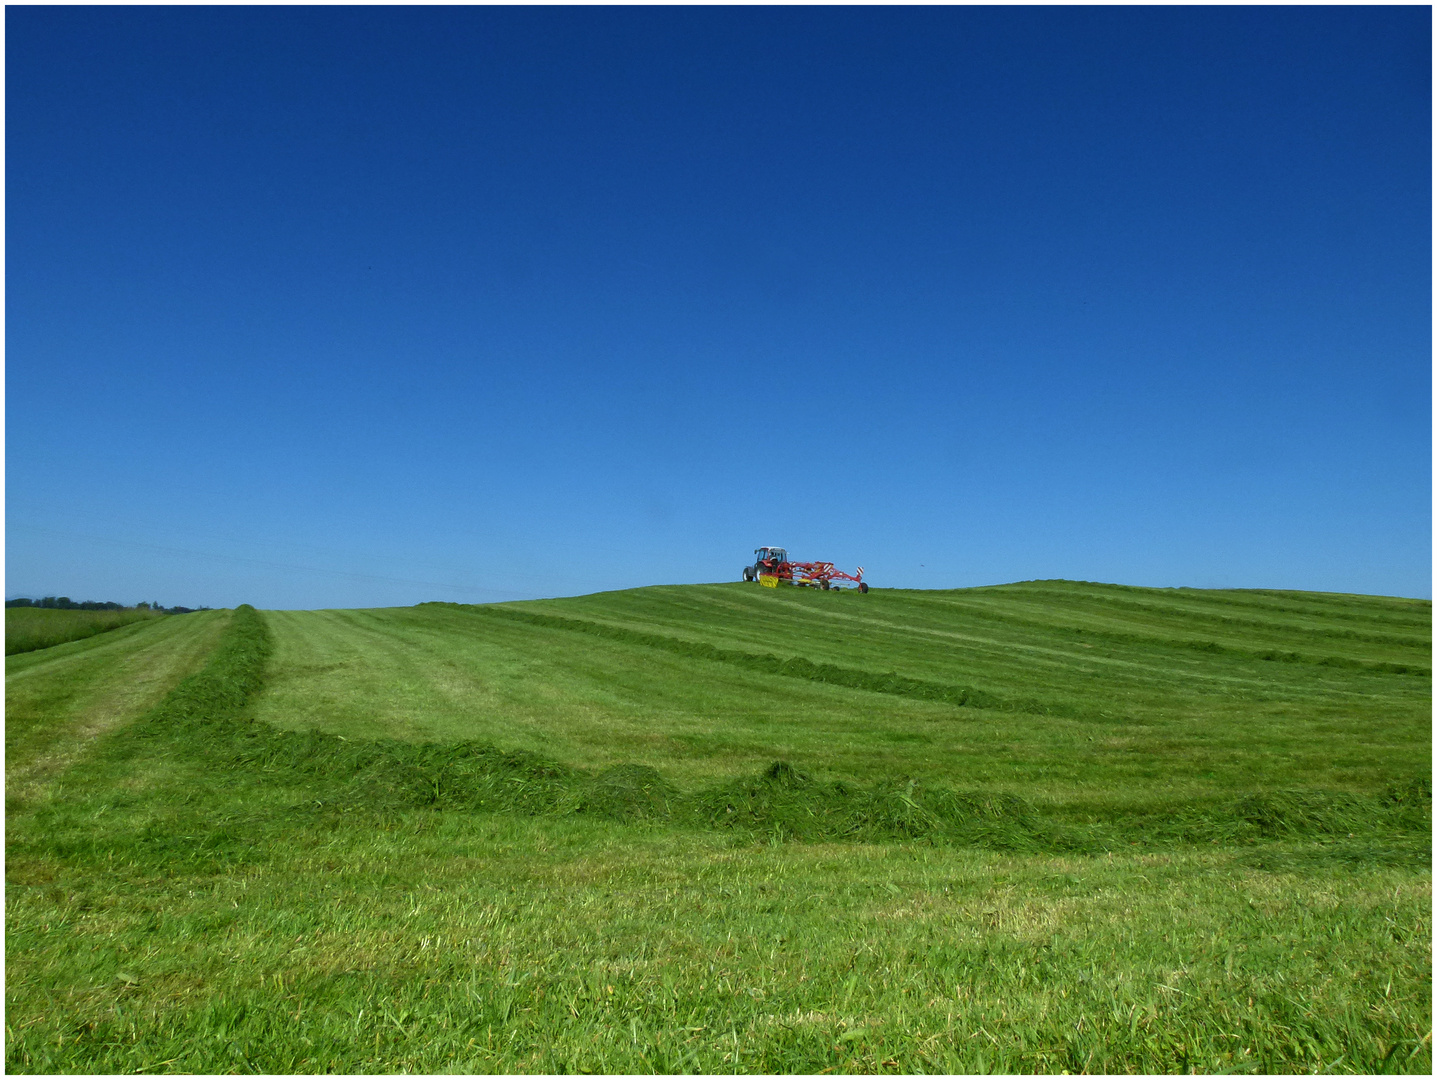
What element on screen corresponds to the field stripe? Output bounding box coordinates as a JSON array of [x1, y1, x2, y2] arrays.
[[971, 581, 1432, 632], [454, 603, 1089, 718], [526, 586, 1432, 715], [888, 595, 1430, 675], [678, 589, 1431, 680]]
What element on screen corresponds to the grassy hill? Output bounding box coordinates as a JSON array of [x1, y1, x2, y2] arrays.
[[256, 582, 1429, 802], [5, 581, 1430, 1073]]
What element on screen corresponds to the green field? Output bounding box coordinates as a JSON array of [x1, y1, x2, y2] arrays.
[[6, 606, 167, 656], [5, 581, 1431, 1073]]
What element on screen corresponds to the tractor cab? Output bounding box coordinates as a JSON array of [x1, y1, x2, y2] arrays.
[[754, 547, 787, 569], [744, 547, 788, 581]]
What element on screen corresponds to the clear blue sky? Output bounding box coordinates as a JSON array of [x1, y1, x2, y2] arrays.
[[7, 6, 1431, 608]]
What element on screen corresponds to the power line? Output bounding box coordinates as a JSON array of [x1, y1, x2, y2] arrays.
[[6, 523, 530, 600]]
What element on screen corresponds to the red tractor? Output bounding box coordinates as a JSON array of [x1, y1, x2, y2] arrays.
[[743, 546, 869, 592]]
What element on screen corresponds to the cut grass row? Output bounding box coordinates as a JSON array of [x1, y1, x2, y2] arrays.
[[253, 594, 1429, 801], [506, 589, 1431, 676], [509, 584, 1431, 729], [5, 606, 168, 655], [98, 609, 1437, 855]]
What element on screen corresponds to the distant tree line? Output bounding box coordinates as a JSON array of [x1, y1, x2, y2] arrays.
[[5, 597, 208, 614]]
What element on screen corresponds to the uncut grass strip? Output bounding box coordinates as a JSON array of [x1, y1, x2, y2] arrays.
[[446, 602, 1089, 719], [5, 606, 170, 655]]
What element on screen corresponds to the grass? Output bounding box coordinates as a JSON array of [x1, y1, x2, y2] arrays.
[[253, 583, 1429, 801], [5, 610, 230, 805], [6, 606, 168, 656], [5, 583, 1431, 1073]]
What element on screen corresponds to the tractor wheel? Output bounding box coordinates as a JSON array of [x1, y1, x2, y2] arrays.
[[858, 582, 869, 594]]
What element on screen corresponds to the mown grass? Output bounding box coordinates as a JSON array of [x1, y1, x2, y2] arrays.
[[9, 812, 1430, 1074], [6, 587, 1432, 1073], [252, 583, 1429, 801], [6, 610, 230, 807], [106, 622, 1436, 854], [6, 606, 168, 656]]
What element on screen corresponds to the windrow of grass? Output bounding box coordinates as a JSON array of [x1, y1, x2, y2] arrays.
[[5, 605, 167, 655], [251, 592, 1428, 804], [460, 600, 1427, 723], [116, 605, 1430, 862]]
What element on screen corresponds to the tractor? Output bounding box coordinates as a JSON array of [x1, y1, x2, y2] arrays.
[[743, 547, 868, 592], [743, 547, 788, 581]]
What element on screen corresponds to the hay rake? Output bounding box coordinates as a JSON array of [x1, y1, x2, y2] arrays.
[[742, 547, 869, 592]]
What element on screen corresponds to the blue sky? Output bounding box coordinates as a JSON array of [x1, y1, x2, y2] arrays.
[[7, 6, 1431, 608]]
